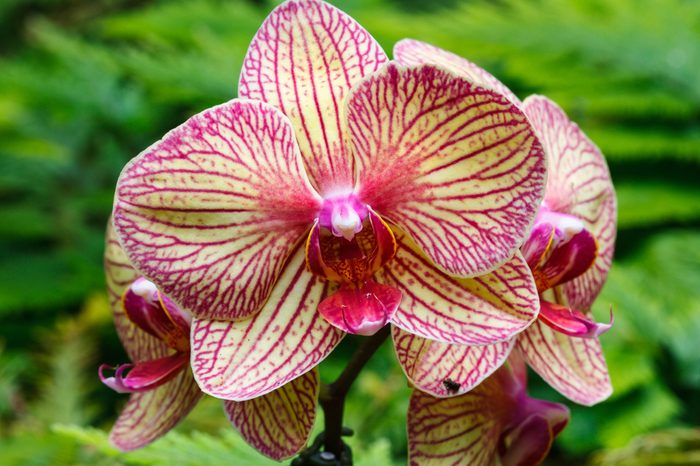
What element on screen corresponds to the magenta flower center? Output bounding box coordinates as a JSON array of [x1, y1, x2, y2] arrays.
[[306, 192, 402, 336]]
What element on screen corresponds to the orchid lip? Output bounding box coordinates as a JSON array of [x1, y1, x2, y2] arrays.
[[122, 278, 191, 352], [539, 301, 613, 338], [99, 352, 189, 394]]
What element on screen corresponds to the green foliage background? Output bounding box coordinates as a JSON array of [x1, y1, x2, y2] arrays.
[[1, 0, 699, 464]]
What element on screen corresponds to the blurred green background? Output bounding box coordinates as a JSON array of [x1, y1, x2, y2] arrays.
[[1, 0, 699, 464]]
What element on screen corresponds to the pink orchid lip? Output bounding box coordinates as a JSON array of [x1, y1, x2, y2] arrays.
[[524, 209, 598, 293], [122, 277, 191, 352], [539, 300, 613, 338], [99, 352, 189, 394], [318, 279, 401, 336]]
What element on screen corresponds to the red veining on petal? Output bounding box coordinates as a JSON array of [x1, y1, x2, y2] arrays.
[[407, 358, 569, 466], [191, 245, 344, 401], [392, 326, 513, 397], [114, 99, 320, 321], [239, 0, 387, 194], [517, 320, 612, 405], [393, 39, 521, 105], [381, 234, 538, 346], [109, 369, 202, 451], [224, 369, 319, 460], [347, 63, 546, 277]]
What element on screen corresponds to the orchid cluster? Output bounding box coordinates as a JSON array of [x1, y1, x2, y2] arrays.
[[101, 1, 617, 465]]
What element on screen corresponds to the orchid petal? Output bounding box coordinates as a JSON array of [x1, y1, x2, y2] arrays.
[[239, 0, 387, 194], [393, 326, 513, 397], [99, 352, 189, 393], [105, 222, 168, 362], [191, 245, 344, 401], [539, 300, 612, 338], [318, 280, 401, 336], [348, 64, 546, 277], [379, 233, 538, 345], [523, 95, 616, 309], [517, 320, 612, 405], [407, 377, 508, 466], [114, 99, 321, 321], [393, 39, 521, 105], [224, 369, 319, 460], [109, 369, 202, 451]]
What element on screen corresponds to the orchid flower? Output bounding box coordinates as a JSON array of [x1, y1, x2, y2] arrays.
[[103, 223, 320, 459], [112, 0, 547, 403], [408, 353, 570, 466], [394, 39, 617, 405]]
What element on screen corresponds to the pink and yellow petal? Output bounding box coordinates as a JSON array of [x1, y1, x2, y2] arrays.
[[109, 369, 202, 451], [105, 221, 169, 362], [408, 378, 509, 466], [114, 99, 320, 321], [523, 95, 616, 310], [393, 327, 513, 397], [224, 369, 319, 460], [348, 64, 546, 277], [378, 233, 538, 345], [517, 319, 612, 406], [239, 0, 387, 194], [393, 39, 521, 105], [191, 245, 344, 401]]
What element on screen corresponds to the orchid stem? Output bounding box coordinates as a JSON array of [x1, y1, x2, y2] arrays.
[[319, 325, 391, 461]]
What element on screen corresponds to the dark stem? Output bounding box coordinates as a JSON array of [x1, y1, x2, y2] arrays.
[[318, 325, 391, 459]]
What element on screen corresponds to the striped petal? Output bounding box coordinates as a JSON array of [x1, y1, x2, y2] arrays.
[[105, 221, 166, 362], [517, 319, 612, 406], [393, 39, 521, 105], [393, 326, 513, 397], [109, 369, 202, 451], [523, 96, 617, 310], [114, 99, 321, 321], [379, 233, 538, 345], [348, 64, 546, 277], [224, 369, 319, 460], [239, 0, 387, 194], [407, 376, 509, 466], [191, 245, 344, 401]]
